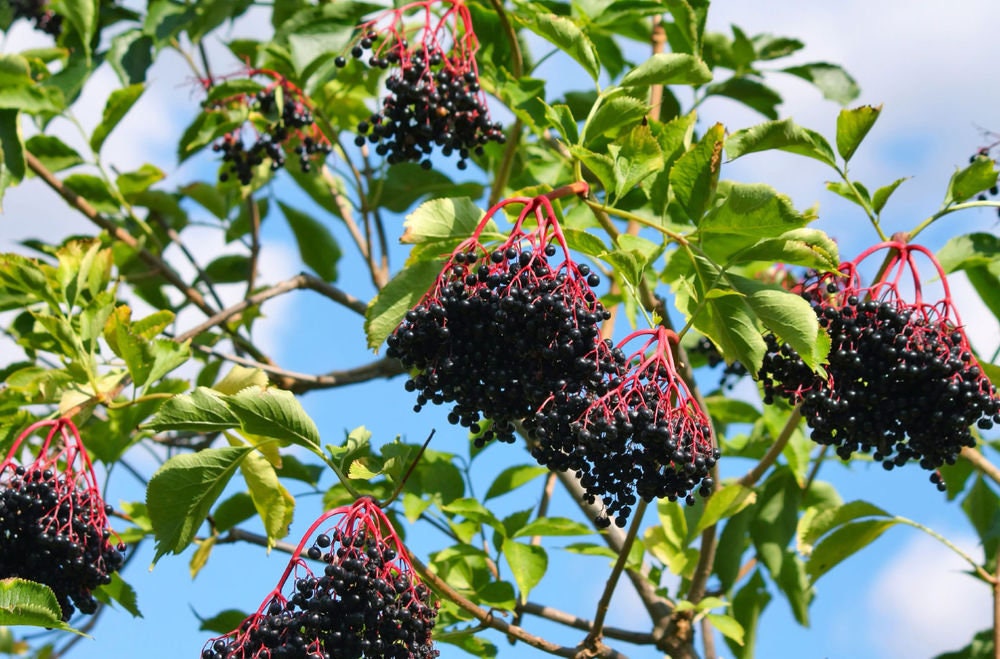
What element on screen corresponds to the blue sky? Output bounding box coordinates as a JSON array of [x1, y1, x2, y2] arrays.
[[1, 1, 999, 657]]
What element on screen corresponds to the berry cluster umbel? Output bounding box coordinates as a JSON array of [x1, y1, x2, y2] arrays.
[[0, 419, 125, 620], [338, 0, 504, 170], [759, 242, 1000, 487], [8, 0, 62, 35], [202, 499, 437, 659], [386, 186, 612, 446], [209, 70, 332, 185], [526, 327, 718, 527]]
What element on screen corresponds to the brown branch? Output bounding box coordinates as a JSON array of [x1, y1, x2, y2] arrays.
[[962, 445, 1000, 489], [517, 601, 655, 645], [176, 272, 367, 343], [486, 0, 524, 206], [188, 343, 405, 392], [408, 553, 631, 659], [245, 195, 262, 298], [700, 615, 716, 659], [738, 407, 802, 488]]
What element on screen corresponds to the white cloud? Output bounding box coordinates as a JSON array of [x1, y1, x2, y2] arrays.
[[865, 532, 991, 658]]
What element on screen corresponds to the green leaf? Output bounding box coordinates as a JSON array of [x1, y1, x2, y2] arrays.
[[484, 465, 548, 500], [502, 539, 547, 601], [146, 446, 254, 563], [966, 266, 1000, 326], [401, 198, 495, 247], [806, 518, 897, 581], [212, 492, 257, 532], [377, 164, 484, 214], [189, 535, 216, 579], [108, 29, 154, 85], [729, 274, 830, 370], [117, 164, 165, 201], [725, 118, 836, 167], [93, 573, 141, 618], [542, 102, 578, 144], [278, 202, 341, 282], [937, 233, 1000, 273], [239, 446, 295, 547], [582, 92, 649, 145], [25, 135, 83, 173], [781, 62, 860, 104], [512, 517, 593, 538], [871, 177, 908, 215], [619, 53, 712, 87], [197, 608, 250, 634], [90, 84, 145, 153], [364, 259, 442, 350], [611, 122, 663, 199], [961, 476, 1000, 563], [749, 467, 800, 578], [797, 499, 889, 555], [226, 387, 321, 453], [704, 77, 782, 120], [835, 104, 881, 162], [728, 228, 839, 271], [62, 174, 119, 214], [0, 109, 24, 208], [671, 122, 724, 222], [145, 387, 239, 432], [706, 612, 744, 646], [0, 578, 84, 635], [935, 628, 995, 659], [700, 182, 814, 237], [570, 145, 616, 193], [521, 13, 600, 81], [945, 155, 1000, 205], [694, 483, 756, 534], [726, 570, 770, 659], [50, 0, 98, 58]]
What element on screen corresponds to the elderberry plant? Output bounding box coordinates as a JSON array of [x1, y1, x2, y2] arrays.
[[202, 498, 437, 659], [339, 0, 504, 170], [759, 242, 1000, 484], [0, 419, 126, 620]]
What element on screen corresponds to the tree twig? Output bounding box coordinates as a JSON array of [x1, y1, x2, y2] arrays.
[[962, 445, 1000, 489], [517, 601, 655, 645], [738, 407, 802, 488]]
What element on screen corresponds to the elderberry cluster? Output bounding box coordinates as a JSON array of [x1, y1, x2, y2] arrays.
[[525, 330, 718, 527], [340, 34, 504, 170], [0, 465, 125, 619], [203, 527, 437, 659], [211, 87, 332, 185], [386, 244, 613, 444], [759, 286, 1000, 485], [8, 0, 62, 35]]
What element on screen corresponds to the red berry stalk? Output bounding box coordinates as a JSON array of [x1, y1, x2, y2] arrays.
[[207, 68, 332, 184], [0, 418, 125, 619], [386, 184, 619, 444], [759, 241, 1000, 486], [528, 326, 717, 527], [341, 0, 504, 169], [201, 498, 437, 659]]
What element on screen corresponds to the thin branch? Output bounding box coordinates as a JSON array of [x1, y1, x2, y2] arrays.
[[962, 445, 1000, 489], [700, 615, 716, 659], [245, 195, 262, 298], [586, 499, 649, 648], [531, 472, 558, 546], [176, 272, 367, 343], [517, 601, 655, 645], [408, 553, 630, 659], [149, 212, 226, 311], [486, 0, 524, 206], [188, 343, 405, 392], [738, 407, 802, 488]]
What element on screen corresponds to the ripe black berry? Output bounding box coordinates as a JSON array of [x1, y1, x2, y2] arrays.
[[8, 0, 63, 35]]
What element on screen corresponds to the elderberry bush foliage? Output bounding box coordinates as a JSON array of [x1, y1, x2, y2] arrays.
[[689, 337, 749, 391], [7, 0, 62, 35], [525, 328, 718, 528], [211, 83, 332, 185], [339, 1, 504, 170], [203, 501, 437, 659], [759, 252, 1000, 486], [386, 238, 613, 445]]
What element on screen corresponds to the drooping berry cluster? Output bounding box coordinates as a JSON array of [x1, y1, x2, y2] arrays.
[[759, 242, 1000, 487], [0, 418, 125, 620], [208, 70, 332, 185], [386, 185, 615, 445], [8, 0, 62, 35], [338, 1, 504, 170], [201, 498, 437, 659], [525, 327, 718, 527]]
